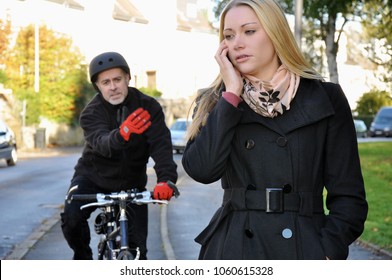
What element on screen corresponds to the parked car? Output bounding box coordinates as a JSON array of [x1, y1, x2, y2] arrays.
[[170, 118, 191, 154], [368, 106, 392, 137], [353, 119, 367, 138], [0, 120, 17, 166]]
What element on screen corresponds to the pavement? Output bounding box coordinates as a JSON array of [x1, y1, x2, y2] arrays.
[[3, 147, 392, 260]]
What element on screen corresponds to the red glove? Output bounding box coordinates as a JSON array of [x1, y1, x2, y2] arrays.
[[153, 182, 174, 200], [120, 108, 151, 141]]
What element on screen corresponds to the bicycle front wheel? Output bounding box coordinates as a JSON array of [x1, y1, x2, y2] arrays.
[[117, 250, 134, 260]]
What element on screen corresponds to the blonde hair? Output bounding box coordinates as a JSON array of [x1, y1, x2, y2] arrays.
[[187, 0, 323, 140]]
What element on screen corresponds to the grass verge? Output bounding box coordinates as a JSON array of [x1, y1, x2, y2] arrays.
[[358, 141, 392, 253]]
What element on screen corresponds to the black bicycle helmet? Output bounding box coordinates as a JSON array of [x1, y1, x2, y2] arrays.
[[89, 52, 131, 83]]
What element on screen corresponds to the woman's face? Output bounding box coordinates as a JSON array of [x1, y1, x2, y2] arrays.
[[95, 68, 130, 105], [223, 5, 279, 80]]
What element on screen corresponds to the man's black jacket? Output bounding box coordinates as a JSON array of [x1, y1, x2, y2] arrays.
[[73, 87, 177, 191]]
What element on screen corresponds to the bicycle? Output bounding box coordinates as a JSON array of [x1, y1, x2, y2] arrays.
[[69, 187, 176, 260]]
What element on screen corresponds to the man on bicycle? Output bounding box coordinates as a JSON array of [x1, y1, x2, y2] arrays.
[[61, 52, 178, 260]]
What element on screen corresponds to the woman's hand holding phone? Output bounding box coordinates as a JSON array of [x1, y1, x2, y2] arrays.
[[215, 40, 243, 97]]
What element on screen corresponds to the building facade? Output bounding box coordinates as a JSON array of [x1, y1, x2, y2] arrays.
[[1, 0, 219, 102]]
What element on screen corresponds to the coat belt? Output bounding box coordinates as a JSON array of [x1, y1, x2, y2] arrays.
[[195, 188, 324, 246], [223, 188, 324, 215]]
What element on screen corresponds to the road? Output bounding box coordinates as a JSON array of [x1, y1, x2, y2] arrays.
[[357, 137, 392, 143], [0, 150, 80, 259], [1, 146, 391, 260]]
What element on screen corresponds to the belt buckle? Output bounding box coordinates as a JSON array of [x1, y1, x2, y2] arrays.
[[266, 188, 283, 213]]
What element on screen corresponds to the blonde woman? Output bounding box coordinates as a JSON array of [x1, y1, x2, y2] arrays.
[[182, 0, 367, 260]]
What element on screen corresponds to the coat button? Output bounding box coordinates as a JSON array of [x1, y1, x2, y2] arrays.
[[245, 229, 254, 238], [276, 137, 287, 147], [283, 184, 292, 193], [245, 139, 255, 149], [282, 228, 293, 239]]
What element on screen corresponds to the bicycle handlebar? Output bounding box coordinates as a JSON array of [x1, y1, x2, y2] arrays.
[[72, 194, 98, 201], [71, 189, 168, 210]]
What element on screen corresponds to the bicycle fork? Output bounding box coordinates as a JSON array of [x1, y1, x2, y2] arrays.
[[117, 197, 140, 260]]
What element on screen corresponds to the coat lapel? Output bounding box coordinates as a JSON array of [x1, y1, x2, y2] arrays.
[[239, 79, 335, 135]]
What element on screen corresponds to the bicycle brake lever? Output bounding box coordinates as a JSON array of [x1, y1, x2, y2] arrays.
[[167, 180, 180, 198], [134, 198, 168, 205]]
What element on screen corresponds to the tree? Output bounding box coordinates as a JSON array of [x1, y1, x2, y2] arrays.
[[361, 0, 392, 92], [4, 24, 93, 125], [211, 0, 362, 83], [138, 87, 162, 98], [298, 0, 362, 84], [275, 0, 367, 84], [0, 17, 12, 83], [212, 0, 230, 18], [0, 18, 11, 62], [355, 89, 392, 116]]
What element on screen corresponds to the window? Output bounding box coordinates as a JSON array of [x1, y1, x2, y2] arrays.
[[146, 71, 156, 89]]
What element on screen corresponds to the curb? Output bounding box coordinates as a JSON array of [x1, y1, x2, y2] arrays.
[[160, 204, 176, 260], [160, 176, 185, 260], [354, 239, 392, 259], [4, 208, 62, 260]]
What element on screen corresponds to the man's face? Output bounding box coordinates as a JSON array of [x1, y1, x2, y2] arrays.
[[95, 68, 130, 105]]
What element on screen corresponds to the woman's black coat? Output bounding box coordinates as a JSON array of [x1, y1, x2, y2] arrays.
[[182, 78, 368, 260]]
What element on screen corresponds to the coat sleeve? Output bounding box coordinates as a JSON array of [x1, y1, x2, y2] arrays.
[[80, 99, 125, 158], [182, 98, 243, 184], [321, 83, 368, 259]]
